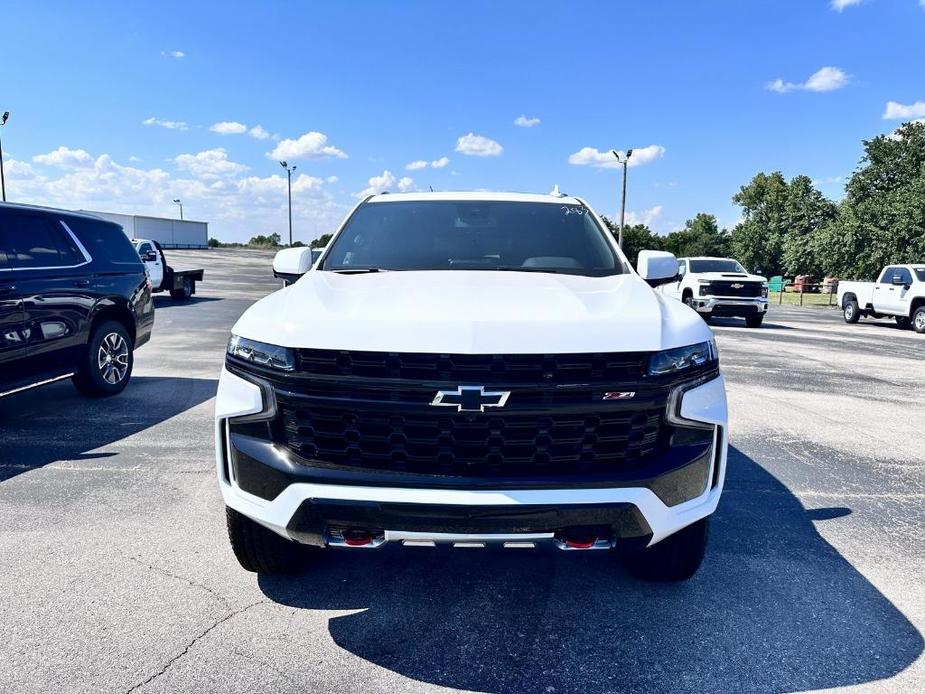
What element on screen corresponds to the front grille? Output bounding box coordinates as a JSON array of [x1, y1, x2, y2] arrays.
[[226, 349, 715, 480], [702, 280, 762, 297], [279, 399, 664, 477], [295, 349, 648, 384]]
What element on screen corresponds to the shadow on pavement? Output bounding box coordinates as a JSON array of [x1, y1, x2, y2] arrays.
[[709, 317, 795, 330], [153, 295, 224, 308], [259, 446, 923, 693], [0, 376, 217, 482]]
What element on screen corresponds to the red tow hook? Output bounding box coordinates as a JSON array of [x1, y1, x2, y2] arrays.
[[343, 530, 374, 547], [564, 537, 596, 549]]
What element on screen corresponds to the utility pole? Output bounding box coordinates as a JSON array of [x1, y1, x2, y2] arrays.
[[279, 160, 297, 246], [173, 198, 183, 220], [0, 111, 9, 202], [611, 148, 633, 248]]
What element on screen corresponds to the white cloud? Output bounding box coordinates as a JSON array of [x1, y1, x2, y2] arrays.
[[269, 131, 347, 161], [142, 116, 189, 130], [174, 148, 248, 179], [883, 100, 925, 119], [6, 147, 346, 243], [128, 156, 142, 163], [161, 50, 185, 58], [514, 115, 541, 127], [407, 156, 450, 170], [326, 175, 339, 184], [355, 170, 414, 198], [455, 133, 503, 157], [248, 125, 271, 140], [209, 121, 248, 135], [767, 66, 850, 93], [830, 0, 864, 11], [568, 144, 666, 169], [623, 205, 663, 227], [32, 146, 94, 169]]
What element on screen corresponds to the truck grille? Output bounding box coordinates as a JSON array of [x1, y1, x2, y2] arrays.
[[294, 349, 648, 384], [702, 281, 762, 298], [278, 400, 664, 477]]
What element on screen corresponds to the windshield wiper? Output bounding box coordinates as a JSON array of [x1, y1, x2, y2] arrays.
[[492, 266, 563, 274], [330, 266, 388, 274]]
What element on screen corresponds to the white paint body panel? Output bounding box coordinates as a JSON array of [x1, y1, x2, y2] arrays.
[[837, 265, 925, 318]]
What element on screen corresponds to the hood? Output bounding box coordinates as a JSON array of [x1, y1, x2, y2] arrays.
[[232, 270, 713, 354], [696, 271, 767, 283]]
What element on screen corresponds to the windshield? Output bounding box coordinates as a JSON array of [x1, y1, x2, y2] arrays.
[[689, 259, 747, 273], [321, 200, 623, 276]]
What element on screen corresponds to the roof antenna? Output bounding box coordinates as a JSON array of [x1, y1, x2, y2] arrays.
[[550, 184, 566, 198], [429, 185, 434, 192]]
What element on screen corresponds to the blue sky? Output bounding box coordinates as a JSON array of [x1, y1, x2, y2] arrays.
[[2, 0, 924, 242]]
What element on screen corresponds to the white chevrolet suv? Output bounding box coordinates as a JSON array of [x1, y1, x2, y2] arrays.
[[658, 257, 768, 327], [215, 192, 728, 581]]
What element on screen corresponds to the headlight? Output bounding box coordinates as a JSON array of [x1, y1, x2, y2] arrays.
[[647, 340, 718, 376], [227, 335, 295, 371]]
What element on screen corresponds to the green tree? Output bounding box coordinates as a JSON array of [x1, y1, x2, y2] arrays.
[[662, 213, 732, 258], [310, 233, 333, 249], [247, 233, 282, 248], [731, 172, 834, 276], [815, 121, 925, 279], [601, 216, 663, 266], [781, 175, 837, 276]]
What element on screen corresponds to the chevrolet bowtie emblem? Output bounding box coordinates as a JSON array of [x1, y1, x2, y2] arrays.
[[430, 386, 511, 413], [731, 283, 744, 289]]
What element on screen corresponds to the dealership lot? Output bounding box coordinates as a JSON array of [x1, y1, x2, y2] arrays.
[[1, 249, 923, 694]]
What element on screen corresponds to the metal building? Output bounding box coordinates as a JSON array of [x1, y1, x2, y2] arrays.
[[82, 210, 209, 249]]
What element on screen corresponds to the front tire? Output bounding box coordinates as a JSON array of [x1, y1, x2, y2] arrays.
[[226, 506, 314, 574], [913, 306, 925, 334], [623, 517, 709, 582], [745, 313, 764, 328], [72, 320, 134, 397], [843, 298, 861, 324]]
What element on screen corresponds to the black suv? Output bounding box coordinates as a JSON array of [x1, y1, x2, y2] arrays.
[[0, 203, 154, 399]]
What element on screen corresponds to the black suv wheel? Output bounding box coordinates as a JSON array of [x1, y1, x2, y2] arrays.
[[72, 320, 134, 397], [623, 517, 709, 582]]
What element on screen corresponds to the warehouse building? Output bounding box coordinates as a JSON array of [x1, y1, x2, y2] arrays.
[[82, 210, 209, 249]]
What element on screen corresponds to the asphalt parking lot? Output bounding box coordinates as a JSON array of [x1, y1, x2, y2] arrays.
[[1, 249, 923, 694]]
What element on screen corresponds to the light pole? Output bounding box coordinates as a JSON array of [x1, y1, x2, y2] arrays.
[[610, 148, 633, 248], [0, 111, 9, 203], [173, 198, 183, 220], [279, 160, 296, 246]]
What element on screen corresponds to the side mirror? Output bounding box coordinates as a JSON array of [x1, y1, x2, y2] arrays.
[[891, 274, 906, 287], [637, 250, 679, 287], [143, 251, 157, 262], [273, 247, 314, 285]]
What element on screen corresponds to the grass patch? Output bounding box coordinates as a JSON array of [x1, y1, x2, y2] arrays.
[[769, 291, 838, 308]]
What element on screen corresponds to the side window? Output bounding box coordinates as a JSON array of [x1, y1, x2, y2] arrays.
[[137, 243, 153, 257], [0, 215, 84, 269], [63, 217, 142, 266], [880, 267, 897, 284], [678, 260, 687, 277], [896, 268, 913, 286]]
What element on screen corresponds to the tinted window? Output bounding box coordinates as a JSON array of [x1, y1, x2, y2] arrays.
[[136, 242, 153, 257], [879, 267, 897, 284], [688, 259, 746, 273], [894, 268, 913, 285], [322, 201, 622, 276], [678, 260, 687, 275], [64, 216, 142, 266], [0, 214, 84, 269], [915, 268, 925, 282]]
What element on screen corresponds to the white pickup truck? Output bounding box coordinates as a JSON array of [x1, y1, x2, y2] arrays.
[[657, 256, 768, 327], [132, 238, 205, 301], [837, 264, 925, 333]]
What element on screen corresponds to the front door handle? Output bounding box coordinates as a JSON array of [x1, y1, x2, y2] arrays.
[[73, 279, 91, 288]]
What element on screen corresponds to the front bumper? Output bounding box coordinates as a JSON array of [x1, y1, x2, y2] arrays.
[[693, 296, 768, 315], [214, 367, 729, 549]]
